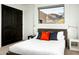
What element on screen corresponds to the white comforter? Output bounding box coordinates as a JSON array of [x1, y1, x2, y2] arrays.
[[9, 39, 65, 55]]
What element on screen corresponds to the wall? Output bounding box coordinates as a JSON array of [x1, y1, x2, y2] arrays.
[[0, 4, 35, 46], [65, 4, 79, 39], [0, 4, 79, 47], [75, 4, 79, 39], [33, 4, 67, 35], [0, 4, 1, 47], [34, 4, 79, 39], [22, 5, 35, 40], [5, 4, 35, 40]]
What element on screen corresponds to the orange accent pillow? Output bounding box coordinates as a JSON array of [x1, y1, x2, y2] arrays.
[[40, 32, 50, 41]]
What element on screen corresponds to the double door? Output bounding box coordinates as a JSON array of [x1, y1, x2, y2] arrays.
[[2, 4, 22, 46]]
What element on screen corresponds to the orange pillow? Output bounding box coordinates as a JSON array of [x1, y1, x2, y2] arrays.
[[40, 32, 50, 41]]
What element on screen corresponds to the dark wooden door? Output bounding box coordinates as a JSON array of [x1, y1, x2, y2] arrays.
[[2, 4, 22, 46]]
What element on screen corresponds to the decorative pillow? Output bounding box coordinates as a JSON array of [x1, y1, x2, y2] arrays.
[[50, 32, 57, 40], [57, 31, 63, 36], [40, 31, 50, 41], [37, 32, 41, 39], [57, 31, 64, 40]]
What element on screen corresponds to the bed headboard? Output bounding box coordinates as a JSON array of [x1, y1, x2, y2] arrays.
[[38, 29, 68, 40], [38, 28, 68, 48]]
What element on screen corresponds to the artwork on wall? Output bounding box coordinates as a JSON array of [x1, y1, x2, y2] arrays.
[[38, 4, 64, 24]]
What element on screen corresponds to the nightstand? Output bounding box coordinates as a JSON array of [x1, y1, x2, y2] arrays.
[[28, 35, 35, 39], [69, 39, 79, 51]]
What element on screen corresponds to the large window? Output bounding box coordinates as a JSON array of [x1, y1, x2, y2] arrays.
[[38, 4, 64, 24]]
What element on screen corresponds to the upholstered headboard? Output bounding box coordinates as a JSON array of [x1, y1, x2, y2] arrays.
[[38, 28, 67, 40]]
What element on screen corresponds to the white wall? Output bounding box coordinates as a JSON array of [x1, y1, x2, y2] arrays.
[[33, 4, 68, 35], [65, 4, 79, 39], [34, 4, 79, 39], [75, 4, 79, 39], [22, 5, 34, 40], [6, 4, 35, 40], [0, 5, 1, 47], [0, 4, 35, 43], [0, 4, 79, 46]]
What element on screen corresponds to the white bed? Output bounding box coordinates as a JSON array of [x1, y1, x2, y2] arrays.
[[8, 29, 67, 55], [9, 38, 65, 55]]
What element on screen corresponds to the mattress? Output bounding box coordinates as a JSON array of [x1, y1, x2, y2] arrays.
[[9, 39, 65, 55]]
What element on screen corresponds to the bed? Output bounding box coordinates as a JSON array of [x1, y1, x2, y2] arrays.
[[7, 29, 67, 55]]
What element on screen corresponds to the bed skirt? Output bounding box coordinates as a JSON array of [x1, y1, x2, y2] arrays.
[[6, 51, 21, 55]]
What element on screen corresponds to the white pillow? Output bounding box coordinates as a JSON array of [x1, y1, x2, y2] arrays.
[[57, 31, 65, 40], [57, 31, 63, 36]]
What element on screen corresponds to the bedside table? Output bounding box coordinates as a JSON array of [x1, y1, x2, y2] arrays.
[[69, 39, 79, 51], [28, 35, 35, 39]]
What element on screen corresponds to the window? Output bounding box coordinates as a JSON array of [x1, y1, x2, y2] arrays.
[[38, 4, 64, 24]]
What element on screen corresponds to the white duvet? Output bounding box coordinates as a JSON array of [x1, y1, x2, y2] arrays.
[[9, 39, 65, 55]]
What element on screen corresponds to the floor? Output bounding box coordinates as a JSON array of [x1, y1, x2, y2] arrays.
[[65, 48, 79, 55], [0, 45, 10, 55], [0, 45, 79, 55]]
